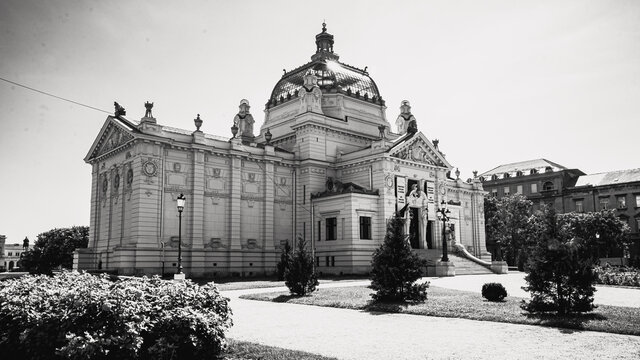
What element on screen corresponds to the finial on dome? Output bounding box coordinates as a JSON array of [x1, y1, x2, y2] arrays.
[[312, 21, 338, 61]]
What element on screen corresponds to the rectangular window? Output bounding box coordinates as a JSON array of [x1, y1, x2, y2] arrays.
[[303, 222, 306, 241], [359, 216, 372, 239], [503, 187, 510, 196], [617, 195, 627, 209], [303, 185, 306, 204], [331, 256, 335, 267], [636, 218, 640, 232], [315, 256, 319, 267], [531, 183, 538, 193], [574, 199, 584, 213], [326, 217, 337, 240], [636, 194, 640, 207], [516, 185, 523, 194], [599, 198, 609, 210], [317, 221, 322, 241], [491, 189, 498, 197], [7, 252, 12, 257], [325, 256, 330, 267]]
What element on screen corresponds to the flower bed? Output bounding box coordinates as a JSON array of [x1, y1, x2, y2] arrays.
[[0, 271, 232, 360], [594, 265, 640, 287]]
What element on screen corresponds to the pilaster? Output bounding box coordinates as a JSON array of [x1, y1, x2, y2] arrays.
[[229, 155, 242, 250]]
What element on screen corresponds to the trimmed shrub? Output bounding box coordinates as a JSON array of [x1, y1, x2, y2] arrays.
[[370, 215, 429, 302], [285, 237, 319, 296], [482, 282, 508, 302], [0, 271, 232, 360], [594, 265, 640, 287]]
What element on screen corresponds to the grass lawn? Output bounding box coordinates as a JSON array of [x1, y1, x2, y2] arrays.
[[241, 285, 640, 336], [221, 339, 338, 360]]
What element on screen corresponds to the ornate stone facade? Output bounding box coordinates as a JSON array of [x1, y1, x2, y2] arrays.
[[76, 25, 490, 277]]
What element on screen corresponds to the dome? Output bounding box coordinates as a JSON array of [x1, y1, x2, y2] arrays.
[[266, 24, 383, 109]]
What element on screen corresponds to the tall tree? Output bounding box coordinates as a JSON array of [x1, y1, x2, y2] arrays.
[[370, 215, 428, 302], [484, 194, 533, 267], [21, 226, 89, 274]]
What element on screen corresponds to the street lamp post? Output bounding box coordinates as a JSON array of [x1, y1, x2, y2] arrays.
[[437, 200, 451, 262], [176, 193, 186, 275]]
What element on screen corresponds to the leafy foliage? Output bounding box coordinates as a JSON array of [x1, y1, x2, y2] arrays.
[[594, 265, 640, 287], [285, 237, 319, 296], [370, 216, 428, 302], [276, 241, 292, 281], [20, 226, 89, 274], [484, 195, 533, 267], [0, 271, 232, 360], [481, 282, 508, 302], [522, 208, 630, 314]]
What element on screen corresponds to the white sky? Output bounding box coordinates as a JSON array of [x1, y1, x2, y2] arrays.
[[1, 0, 638, 244]]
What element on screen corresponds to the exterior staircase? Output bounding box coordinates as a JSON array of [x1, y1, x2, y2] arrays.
[[413, 249, 496, 276]]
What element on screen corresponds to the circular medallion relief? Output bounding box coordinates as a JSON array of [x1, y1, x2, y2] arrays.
[[142, 161, 157, 177], [439, 183, 447, 195], [385, 175, 394, 188]]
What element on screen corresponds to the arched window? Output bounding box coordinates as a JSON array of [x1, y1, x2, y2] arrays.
[[491, 174, 498, 181], [545, 166, 553, 173], [479, 176, 485, 182], [530, 169, 538, 175], [503, 172, 510, 178], [543, 181, 554, 191], [516, 171, 523, 177]]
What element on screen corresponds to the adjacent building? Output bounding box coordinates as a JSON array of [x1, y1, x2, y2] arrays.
[[75, 24, 492, 277], [479, 159, 640, 264]]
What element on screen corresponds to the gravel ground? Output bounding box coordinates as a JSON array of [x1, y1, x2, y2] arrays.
[[224, 280, 640, 360]]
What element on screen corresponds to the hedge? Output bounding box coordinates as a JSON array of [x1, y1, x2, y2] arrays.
[[0, 271, 232, 360]]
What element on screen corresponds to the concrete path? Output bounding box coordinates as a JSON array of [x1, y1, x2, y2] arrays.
[[224, 277, 640, 360]]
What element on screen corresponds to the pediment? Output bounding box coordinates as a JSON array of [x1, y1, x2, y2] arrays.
[[388, 132, 451, 169], [85, 117, 136, 162]]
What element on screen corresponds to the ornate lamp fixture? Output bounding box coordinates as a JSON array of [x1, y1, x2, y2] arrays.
[[436, 200, 451, 262], [265, 128, 273, 144], [176, 193, 186, 275]]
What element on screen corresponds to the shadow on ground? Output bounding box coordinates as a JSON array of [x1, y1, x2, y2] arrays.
[[524, 312, 607, 332]]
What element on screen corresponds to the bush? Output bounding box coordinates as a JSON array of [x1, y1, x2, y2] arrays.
[[285, 237, 319, 296], [0, 271, 232, 360], [370, 215, 428, 302], [276, 241, 292, 281], [482, 282, 508, 302], [594, 265, 640, 287]]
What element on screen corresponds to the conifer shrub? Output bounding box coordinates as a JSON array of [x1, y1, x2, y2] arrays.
[[522, 208, 629, 314], [370, 215, 428, 302], [481, 282, 508, 302], [285, 237, 319, 296], [0, 271, 232, 360], [276, 241, 292, 281]]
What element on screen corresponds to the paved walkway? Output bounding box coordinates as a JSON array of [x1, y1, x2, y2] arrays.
[[224, 276, 640, 360]]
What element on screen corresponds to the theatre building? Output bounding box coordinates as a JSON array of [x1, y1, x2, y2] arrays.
[[76, 25, 495, 277]]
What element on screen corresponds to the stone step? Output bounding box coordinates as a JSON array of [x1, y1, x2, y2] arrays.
[[413, 249, 495, 276]]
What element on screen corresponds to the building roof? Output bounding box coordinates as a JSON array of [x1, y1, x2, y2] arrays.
[[267, 24, 382, 109], [480, 158, 568, 177], [574, 168, 640, 187]]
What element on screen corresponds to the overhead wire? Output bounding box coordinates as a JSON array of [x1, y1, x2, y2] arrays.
[[0, 76, 112, 114]]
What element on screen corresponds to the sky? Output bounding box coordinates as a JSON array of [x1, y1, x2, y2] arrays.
[[0, 0, 638, 244]]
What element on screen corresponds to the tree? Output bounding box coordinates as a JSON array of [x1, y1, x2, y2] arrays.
[[370, 215, 428, 302], [21, 226, 89, 274], [522, 207, 630, 314], [285, 237, 319, 296], [276, 241, 292, 281], [484, 194, 533, 267]]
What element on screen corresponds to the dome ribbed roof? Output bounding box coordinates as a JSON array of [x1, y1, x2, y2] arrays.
[[266, 24, 383, 109]]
